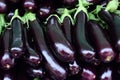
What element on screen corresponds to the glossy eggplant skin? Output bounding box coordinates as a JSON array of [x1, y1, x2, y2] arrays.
[[10, 18, 24, 58], [27, 67, 45, 78], [61, 16, 80, 75], [46, 16, 75, 63], [73, 11, 96, 63], [87, 21, 115, 63], [0, 28, 15, 70], [98, 66, 112, 80], [23, 0, 35, 12], [0, 0, 7, 13], [62, 0, 77, 7], [81, 67, 96, 80], [62, 16, 72, 43], [112, 14, 120, 51], [23, 26, 42, 67], [29, 19, 67, 80]]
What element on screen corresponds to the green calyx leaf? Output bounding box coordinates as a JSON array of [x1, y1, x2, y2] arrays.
[[45, 14, 61, 24], [105, 0, 119, 12], [10, 9, 23, 24], [34, 78, 40, 80], [0, 14, 6, 34], [74, 0, 89, 20], [88, 13, 99, 21], [114, 10, 120, 16], [22, 12, 36, 28], [58, 8, 75, 25]]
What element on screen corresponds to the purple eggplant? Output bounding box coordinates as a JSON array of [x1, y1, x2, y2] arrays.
[[5, 11, 14, 22], [87, 20, 115, 63], [98, 66, 113, 80], [10, 18, 24, 58], [46, 15, 75, 63], [81, 67, 96, 80], [27, 67, 45, 78], [0, 0, 7, 13], [73, 11, 97, 64], [61, 16, 72, 43], [23, 0, 36, 12], [23, 26, 42, 67], [37, 0, 54, 20], [62, 0, 77, 7], [28, 16, 67, 80], [0, 28, 15, 70]]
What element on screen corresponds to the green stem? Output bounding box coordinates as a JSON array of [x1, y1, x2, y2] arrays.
[[0, 14, 5, 34], [74, 0, 89, 20], [105, 0, 119, 12]]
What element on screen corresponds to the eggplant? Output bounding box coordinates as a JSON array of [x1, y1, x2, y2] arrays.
[[0, 28, 15, 70], [81, 67, 96, 80], [62, 0, 77, 7], [46, 15, 75, 63], [27, 67, 45, 78], [0, 0, 7, 13], [73, 11, 96, 64], [24, 0, 36, 12], [37, 0, 54, 20], [98, 66, 113, 80], [61, 16, 72, 43], [87, 20, 115, 63], [29, 16, 67, 80], [23, 26, 42, 67], [5, 11, 14, 22], [10, 18, 24, 58]]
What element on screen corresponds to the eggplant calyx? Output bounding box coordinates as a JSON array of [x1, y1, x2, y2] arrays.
[[10, 9, 23, 24], [57, 8, 75, 25], [105, 0, 119, 12], [0, 14, 5, 34], [74, 0, 88, 20], [45, 14, 61, 24]]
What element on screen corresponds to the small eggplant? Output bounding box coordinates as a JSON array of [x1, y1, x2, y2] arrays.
[[28, 14, 67, 80], [0, 28, 15, 70], [0, 0, 7, 13], [73, 11, 96, 63], [23, 0, 36, 12], [46, 15, 75, 63], [62, 0, 77, 7], [81, 66, 96, 80], [98, 66, 113, 80], [10, 18, 24, 58], [23, 26, 42, 67], [87, 20, 115, 63], [27, 67, 45, 78]]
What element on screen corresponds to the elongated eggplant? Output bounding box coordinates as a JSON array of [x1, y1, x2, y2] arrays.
[[23, 26, 42, 67], [28, 14, 67, 80], [46, 15, 74, 63], [24, 0, 36, 12], [0, 28, 15, 70], [61, 15, 80, 75], [10, 18, 24, 58], [112, 14, 120, 51], [87, 21, 115, 63], [27, 67, 45, 78], [73, 11, 96, 63], [61, 16, 72, 43], [0, 0, 7, 13]]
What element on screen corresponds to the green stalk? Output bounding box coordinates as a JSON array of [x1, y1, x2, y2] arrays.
[[0, 14, 5, 34]]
